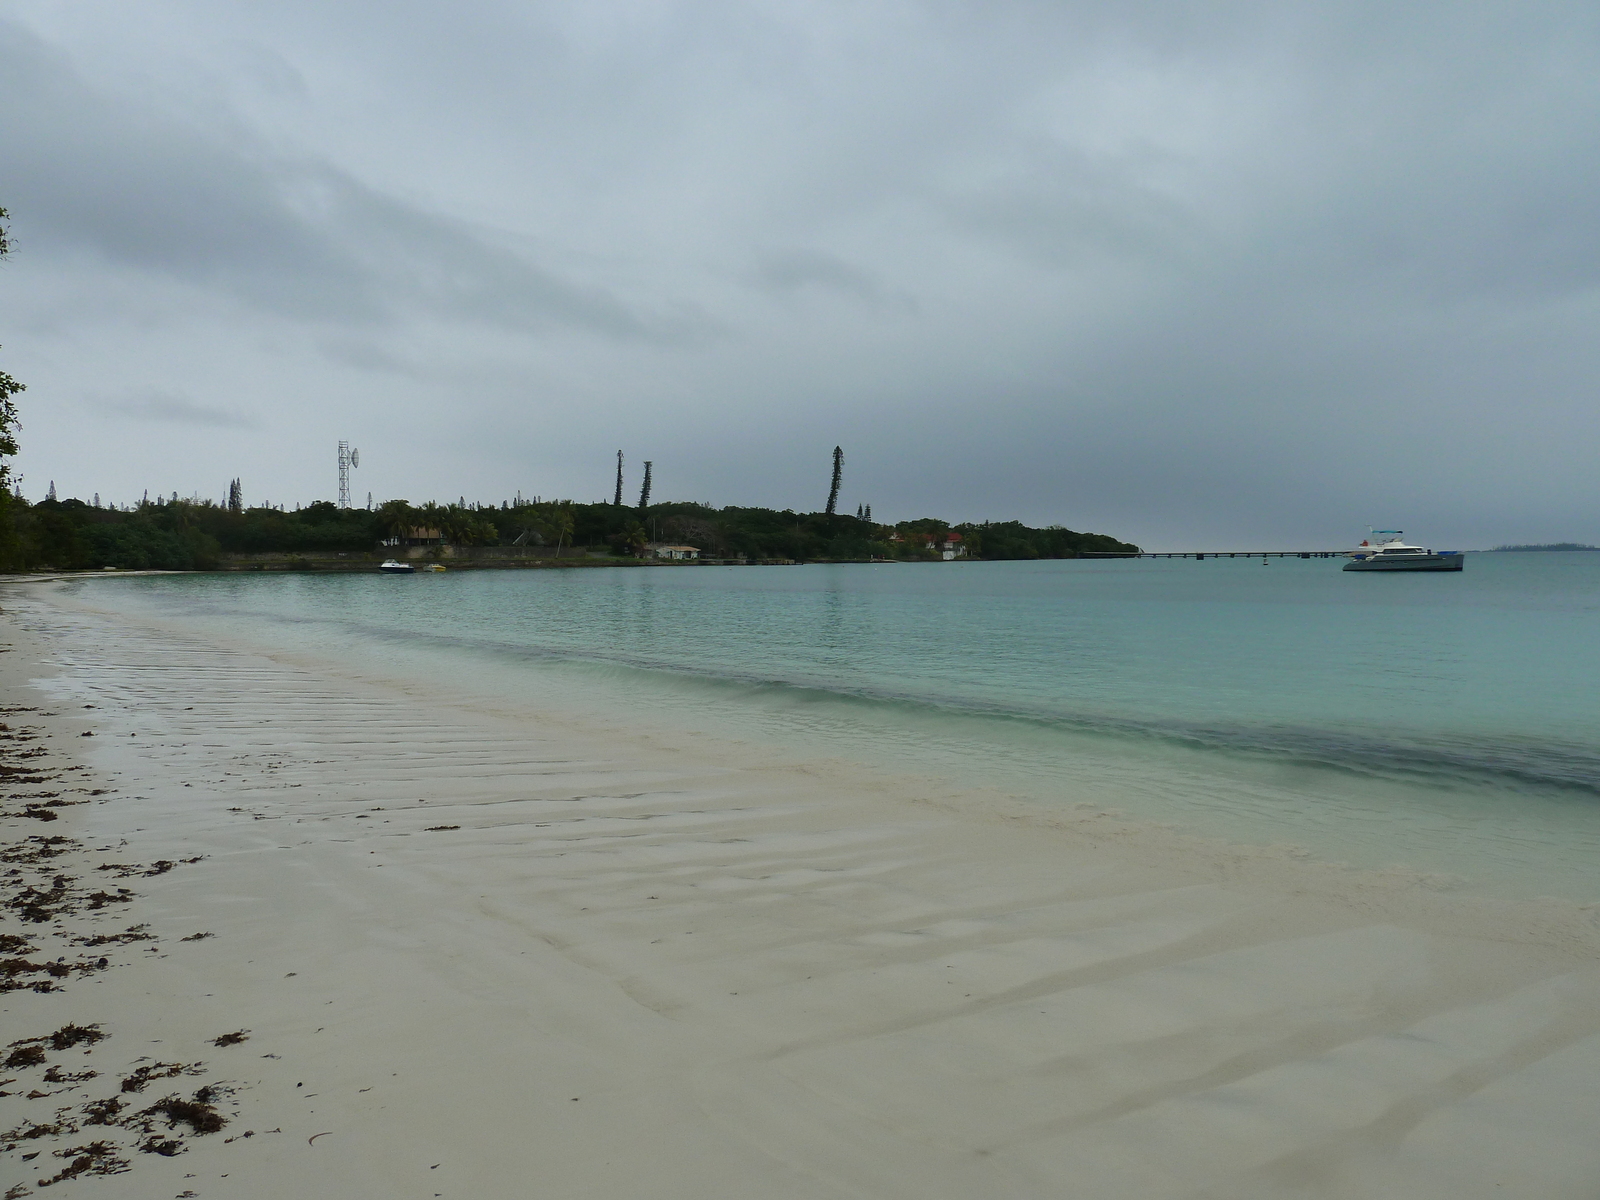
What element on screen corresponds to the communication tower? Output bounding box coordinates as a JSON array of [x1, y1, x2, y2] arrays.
[[337, 441, 360, 509]]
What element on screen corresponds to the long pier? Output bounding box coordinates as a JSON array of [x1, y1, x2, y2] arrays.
[[1083, 551, 1348, 560]]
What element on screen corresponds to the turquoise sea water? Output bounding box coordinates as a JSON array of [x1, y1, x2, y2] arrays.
[[62, 553, 1600, 899]]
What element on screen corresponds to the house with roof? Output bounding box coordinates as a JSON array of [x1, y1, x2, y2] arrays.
[[646, 543, 701, 561], [922, 531, 966, 560], [380, 526, 444, 549]]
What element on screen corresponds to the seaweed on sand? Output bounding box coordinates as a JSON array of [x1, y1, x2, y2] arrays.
[[81, 1095, 123, 1126], [75, 923, 152, 947], [42, 1065, 98, 1084], [1, 955, 111, 993], [0, 836, 77, 865], [34, 1139, 129, 1186], [142, 1088, 228, 1136], [48, 1025, 103, 1051], [120, 1063, 202, 1094], [4, 1025, 105, 1068], [3, 1044, 46, 1070]]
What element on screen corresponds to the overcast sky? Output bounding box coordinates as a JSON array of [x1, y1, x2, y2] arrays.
[[2, 1, 1597, 548]]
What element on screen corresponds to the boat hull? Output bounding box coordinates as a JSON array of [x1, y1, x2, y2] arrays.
[[1343, 553, 1463, 571], [378, 561, 416, 574]]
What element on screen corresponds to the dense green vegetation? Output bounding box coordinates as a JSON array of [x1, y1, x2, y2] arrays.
[[0, 493, 1137, 571]]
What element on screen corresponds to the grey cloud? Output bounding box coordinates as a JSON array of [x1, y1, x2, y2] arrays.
[[315, 335, 415, 375], [4, 2, 1600, 548], [747, 250, 920, 314], [94, 391, 257, 429], [750, 250, 884, 299], [944, 143, 1203, 270], [224, 40, 313, 101], [0, 21, 663, 339]]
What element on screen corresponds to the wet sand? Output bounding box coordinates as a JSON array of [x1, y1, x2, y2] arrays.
[[3, 581, 1600, 1199]]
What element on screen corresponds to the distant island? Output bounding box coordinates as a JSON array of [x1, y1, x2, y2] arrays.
[[1491, 543, 1600, 552], [3, 493, 1140, 572]]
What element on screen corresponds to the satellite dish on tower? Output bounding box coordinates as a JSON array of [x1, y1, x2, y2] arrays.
[[337, 440, 360, 509]]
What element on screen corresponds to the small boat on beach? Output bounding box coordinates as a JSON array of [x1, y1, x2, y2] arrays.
[[1344, 531, 1463, 572], [379, 560, 416, 574]]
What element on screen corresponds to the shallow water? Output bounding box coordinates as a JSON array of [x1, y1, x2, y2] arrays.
[[57, 552, 1600, 899]]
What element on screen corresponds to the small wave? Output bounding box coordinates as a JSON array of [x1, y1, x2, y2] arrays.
[[183, 598, 1600, 804], [1125, 720, 1600, 800]]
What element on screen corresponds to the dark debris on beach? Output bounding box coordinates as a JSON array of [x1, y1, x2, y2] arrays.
[[0, 702, 263, 1195]]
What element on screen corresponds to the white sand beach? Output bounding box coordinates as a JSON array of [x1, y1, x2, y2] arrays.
[[4, 581, 1600, 1199]]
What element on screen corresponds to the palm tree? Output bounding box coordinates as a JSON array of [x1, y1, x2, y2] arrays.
[[376, 499, 415, 543], [541, 507, 576, 555], [620, 520, 649, 555], [416, 501, 448, 545]]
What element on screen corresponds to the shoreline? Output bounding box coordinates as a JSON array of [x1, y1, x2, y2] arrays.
[[4, 583, 1600, 1197], [0, 608, 267, 1196]]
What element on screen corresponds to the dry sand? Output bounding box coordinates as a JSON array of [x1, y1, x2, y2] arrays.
[[3, 581, 1599, 1199]]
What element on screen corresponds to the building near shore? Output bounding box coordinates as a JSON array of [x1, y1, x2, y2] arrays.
[[380, 526, 444, 548], [646, 543, 701, 560]]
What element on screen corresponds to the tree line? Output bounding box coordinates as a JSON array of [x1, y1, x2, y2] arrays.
[[0, 493, 1137, 571]]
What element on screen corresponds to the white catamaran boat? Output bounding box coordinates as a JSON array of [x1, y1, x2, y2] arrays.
[[1343, 531, 1463, 572]]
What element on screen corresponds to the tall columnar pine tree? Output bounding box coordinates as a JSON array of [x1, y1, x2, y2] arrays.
[[613, 450, 624, 506], [638, 460, 653, 511], [0, 207, 22, 498], [228, 478, 243, 513], [0, 364, 18, 494], [825, 446, 843, 516]]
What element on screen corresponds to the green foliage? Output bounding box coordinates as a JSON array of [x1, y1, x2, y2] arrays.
[[884, 518, 1136, 562], [0, 490, 21, 569], [0, 363, 19, 471], [2, 497, 374, 569], [2, 497, 213, 570], [563, 501, 1136, 562], [0, 204, 26, 568], [0, 487, 1138, 572], [958, 520, 1130, 560]]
